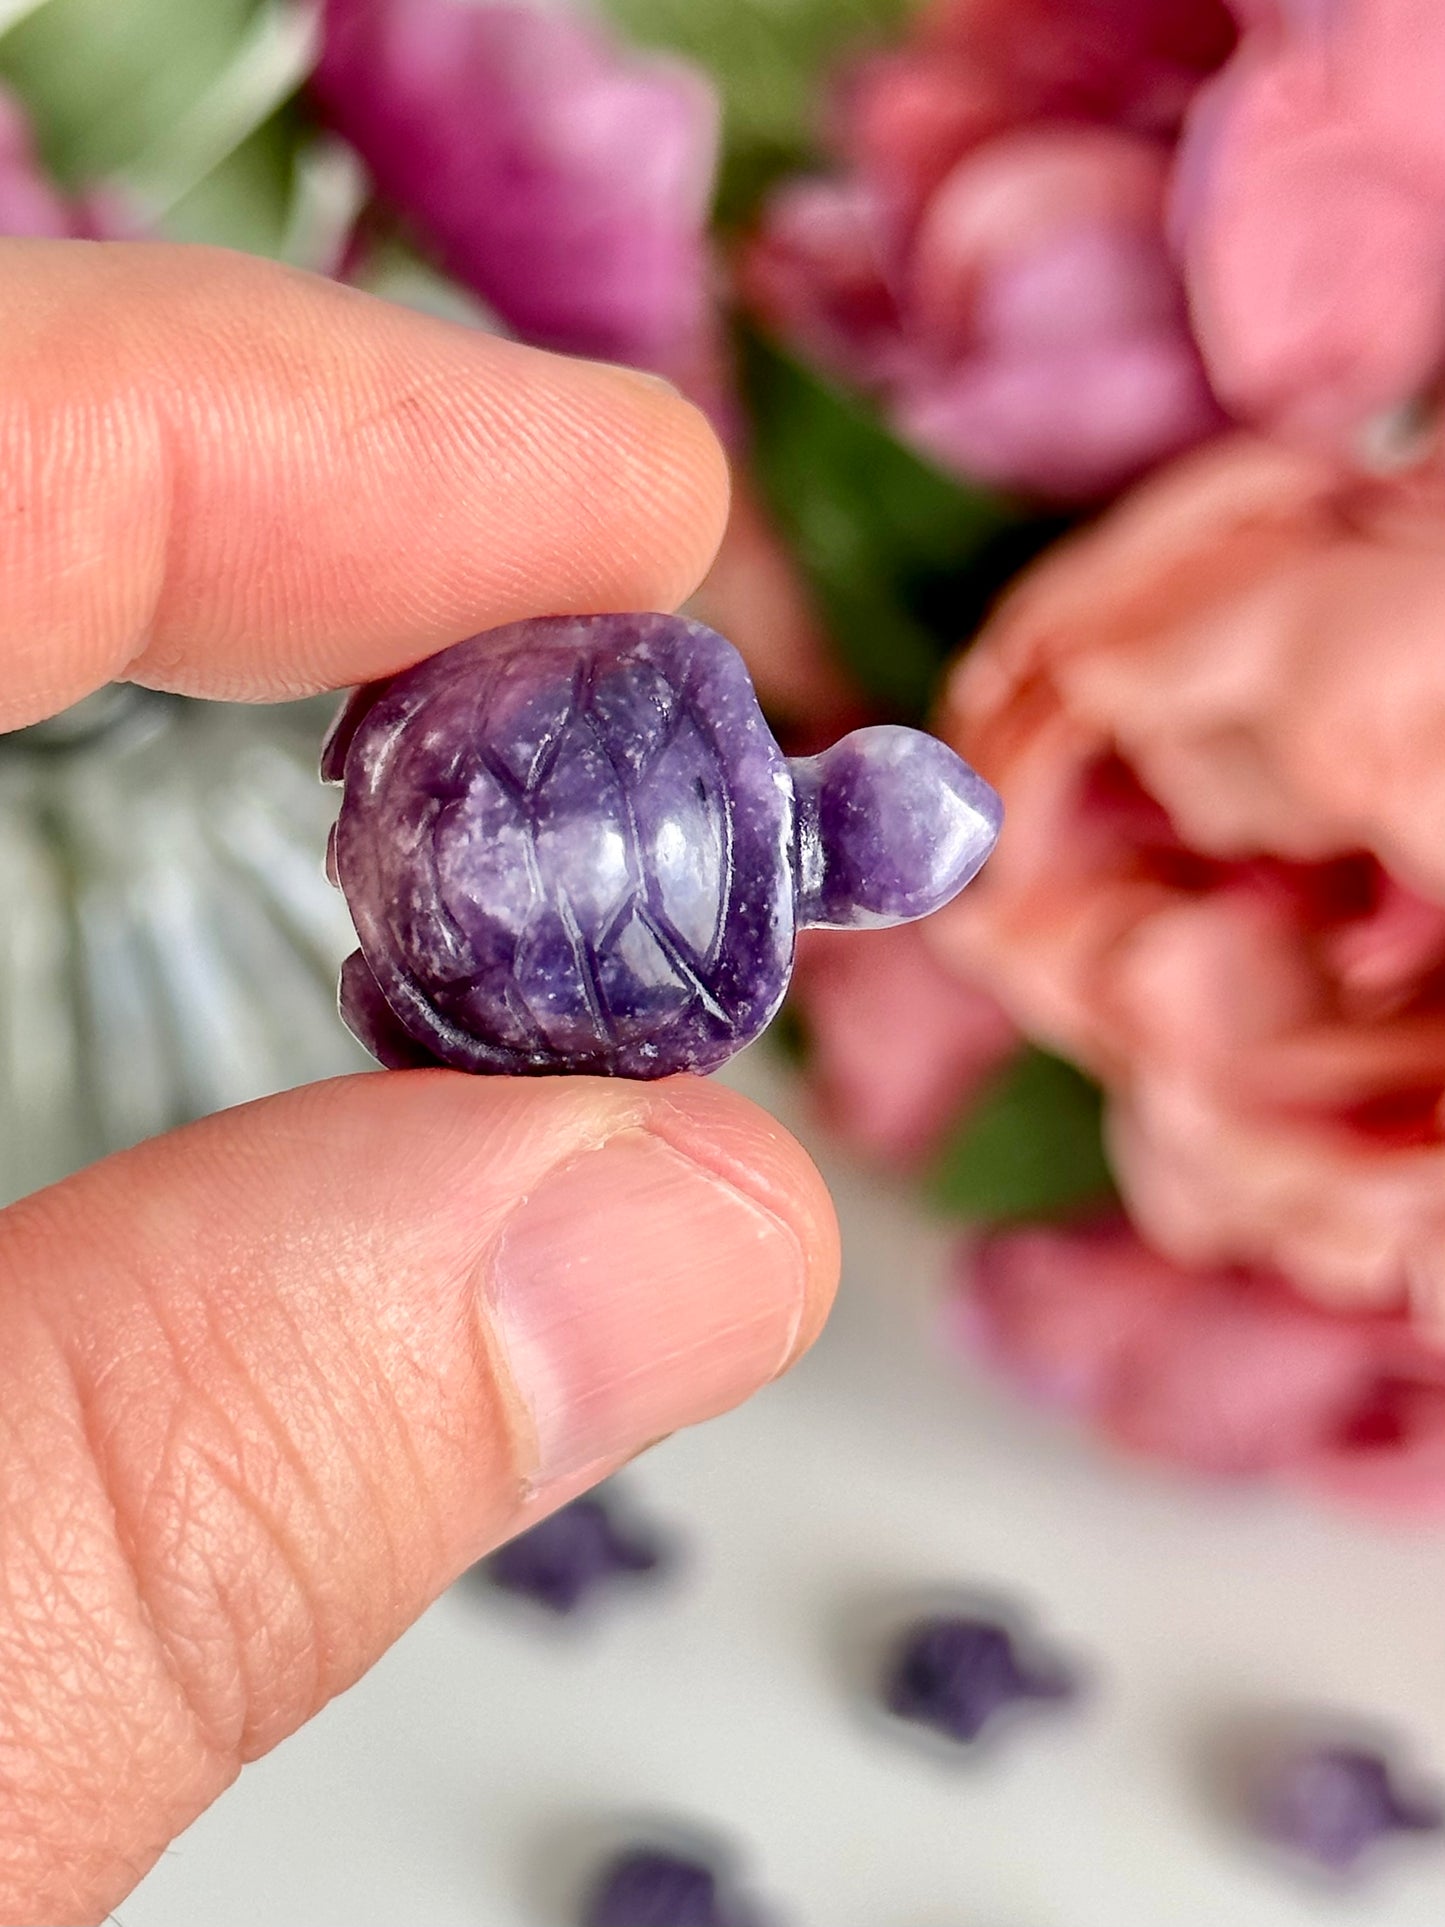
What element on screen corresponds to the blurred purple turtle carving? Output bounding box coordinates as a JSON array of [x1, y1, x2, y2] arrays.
[[582, 1847, 761, 1927], [324, 614, 1001, 1077], [885, 1613, 1079, 1746], [1251, 1741, 1444, 1874], [481, 1494, 663, 1615]]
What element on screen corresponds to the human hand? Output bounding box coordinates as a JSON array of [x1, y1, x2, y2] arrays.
[[0, 243, 839, 1927]]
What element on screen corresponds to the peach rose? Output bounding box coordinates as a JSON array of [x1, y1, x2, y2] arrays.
[[955, 1221, 1445, 1509], [936, 435, 1445, 1333], [791, 924, 1016, 1169]]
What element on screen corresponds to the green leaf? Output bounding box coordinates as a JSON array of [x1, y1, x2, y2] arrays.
[[926, 1047, 1116, 1225], [767, 997, 812, 1070], [155, 110, 302, 258], [273, 131, 370, 273], [739, 327, 1064, 720], [599, 0, 912, 223], [0, 0, 272, 181]]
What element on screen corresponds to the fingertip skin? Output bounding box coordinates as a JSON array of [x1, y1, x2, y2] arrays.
[[0, 240, 731, 728], [0, 1069, 835, 1923]]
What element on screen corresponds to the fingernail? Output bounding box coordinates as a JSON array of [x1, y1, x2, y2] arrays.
[[487, 1130, 806, 1487]]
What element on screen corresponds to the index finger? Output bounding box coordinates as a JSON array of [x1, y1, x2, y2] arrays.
[[0, 240, 731, 729]]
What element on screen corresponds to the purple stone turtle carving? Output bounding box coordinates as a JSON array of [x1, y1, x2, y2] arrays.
[[1250, 1741, 1444, 1874], [323, 613, 1001, 1078], [885, 1613, 1079, 1747], [582, 1847, 761, 1927], [480, 1493, 664, 1615]]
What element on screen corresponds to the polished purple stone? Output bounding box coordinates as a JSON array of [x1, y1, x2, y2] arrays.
[[324, 614, 1001, 1078], [792, 724, 999, 929], [1252, 1742, 1444, 1873], [583, 1849, 754, 1927], [481, 1495, 662, 1615], [885, 1615, 1077, 1746]]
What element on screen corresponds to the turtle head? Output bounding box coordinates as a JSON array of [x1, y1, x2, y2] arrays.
[[790, 725, 1002, 931]]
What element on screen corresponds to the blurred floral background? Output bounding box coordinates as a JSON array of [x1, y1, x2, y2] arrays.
[[9, 0, 1444, 1509], [8, 1, 1445, 1915]]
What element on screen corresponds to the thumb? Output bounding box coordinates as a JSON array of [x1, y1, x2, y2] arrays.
[[0, 1071, 836, 1927]]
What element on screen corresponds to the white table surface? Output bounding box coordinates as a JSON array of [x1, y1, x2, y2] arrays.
[[125, 1056, 1445, 1927]]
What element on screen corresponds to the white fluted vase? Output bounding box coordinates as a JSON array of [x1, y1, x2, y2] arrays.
[[0, 690, 365, 1205]]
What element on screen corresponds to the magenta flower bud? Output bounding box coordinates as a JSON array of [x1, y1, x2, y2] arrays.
[[313, 0, 720, 373], [748, 125, 1223, 503]]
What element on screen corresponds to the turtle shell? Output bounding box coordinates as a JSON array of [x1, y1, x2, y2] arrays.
[[327, 614, 798, 1078]]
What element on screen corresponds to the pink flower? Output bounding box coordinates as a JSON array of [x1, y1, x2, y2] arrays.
[[937, 434, 1445, 1332], [919, 0, 1238, 142], [1177, 0, 1445, 451], [838, 0, 1235, 221], [790, 924, 1016, 1169], [0, 87, 115, 238], [899, 128, 1227, 500], [955, 1221, 1445, 1511], [314, 0, 720, 374], [743, 0, 1231, 501]]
